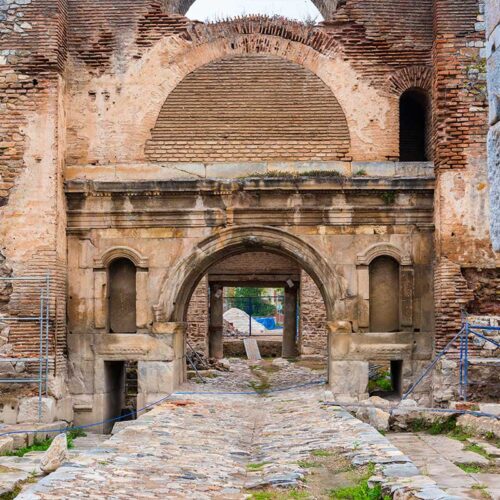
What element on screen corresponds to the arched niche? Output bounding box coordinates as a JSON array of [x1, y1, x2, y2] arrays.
[[369, 256, 400, 332], [93, 247, 150, 332], [108, 258, 137, 334], [145, 54, 351, 163], [399, 88, 431, 162], [356, 243, 414, 332]]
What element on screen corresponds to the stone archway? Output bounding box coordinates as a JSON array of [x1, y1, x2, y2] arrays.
[[152, 226, 367, 398], [154, 226, 342, 324]]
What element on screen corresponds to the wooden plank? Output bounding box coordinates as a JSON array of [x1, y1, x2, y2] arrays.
[[243, 338, 261, 361]]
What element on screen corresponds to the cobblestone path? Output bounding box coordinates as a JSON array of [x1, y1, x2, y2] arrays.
[[19, 360, 451, 499]]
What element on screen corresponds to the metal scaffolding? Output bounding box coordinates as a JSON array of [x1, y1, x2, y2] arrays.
[[0, 274, 50, 421], [403, 313, 500, 402]]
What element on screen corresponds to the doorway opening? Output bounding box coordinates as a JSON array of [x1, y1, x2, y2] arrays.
[[368, 360, 403, 399], [103, 360, 138, 433], [185, 250, 328, 370]]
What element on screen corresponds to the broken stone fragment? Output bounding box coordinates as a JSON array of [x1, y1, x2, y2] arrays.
[[271, 358, 289, 367], [40, 433, 68, 473], [368, 407, 390, 432], [0, 436, 14, 454]]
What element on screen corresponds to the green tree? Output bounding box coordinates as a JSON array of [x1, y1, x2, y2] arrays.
[[231, 287, 277, 317]]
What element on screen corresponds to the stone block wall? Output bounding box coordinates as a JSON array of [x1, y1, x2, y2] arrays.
[[186, 277, 208, 354]]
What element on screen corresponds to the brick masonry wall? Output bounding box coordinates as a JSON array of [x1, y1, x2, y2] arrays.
[[208, 252, 300, 276], [432, 0, 499, 358], [146, 54, 351, 163], [64, 3, 438, 166], [0, 0, 68, 376], [299, 271, 328, 358]]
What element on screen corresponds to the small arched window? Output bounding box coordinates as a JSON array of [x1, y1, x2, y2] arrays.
[[399, 89, 430, 161], [108, 258, 136, 333], [369, 256, 400, 332]]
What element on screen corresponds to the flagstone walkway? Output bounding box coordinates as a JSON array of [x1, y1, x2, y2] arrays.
[[18, 360, 454, 499]]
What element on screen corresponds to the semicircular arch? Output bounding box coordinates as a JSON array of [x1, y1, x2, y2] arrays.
[[154, 226, 345, 323]]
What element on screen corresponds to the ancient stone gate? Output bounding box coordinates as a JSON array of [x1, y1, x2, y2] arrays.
[[0, 0, 498, 428]]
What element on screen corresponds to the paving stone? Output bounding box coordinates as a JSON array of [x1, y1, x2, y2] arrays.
[[16, 360, 450, 499]]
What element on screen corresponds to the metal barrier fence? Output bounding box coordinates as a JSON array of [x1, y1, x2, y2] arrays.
[[223, 295, 284, 336], [0, 275, 50, 421]]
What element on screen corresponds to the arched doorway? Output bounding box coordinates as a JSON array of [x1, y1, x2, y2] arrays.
[[155, 226, 340, 325], [185, 251, 329, 362], [152, 226, 356, 389]]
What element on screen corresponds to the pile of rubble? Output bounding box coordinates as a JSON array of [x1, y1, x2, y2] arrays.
[[187, 350, 231, 372]]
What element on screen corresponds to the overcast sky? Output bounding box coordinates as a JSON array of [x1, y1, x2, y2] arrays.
[[186, 0, 323, 22]]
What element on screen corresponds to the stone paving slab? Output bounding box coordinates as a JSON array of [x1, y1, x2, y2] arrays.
[[388, 432, 500, 499], [14, 361, 454, 499]]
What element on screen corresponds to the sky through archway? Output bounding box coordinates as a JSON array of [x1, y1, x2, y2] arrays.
[[186, 0, 324, 23]]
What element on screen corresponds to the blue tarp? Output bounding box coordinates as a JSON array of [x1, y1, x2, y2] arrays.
[[254, 317, 279, 330]]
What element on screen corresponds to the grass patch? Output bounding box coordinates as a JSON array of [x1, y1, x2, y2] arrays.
[[247, 461, 271, 471], [297, 460, 321, 468], [248, 380, 271, 394], [464, 443, 491, 459], [380, 192, 396, 205], [5, 437, 53, 457], [328, 463, 389, 500], [409, 416, 458, 435], [4, 429, 86, 457], [311, 449, 334, 457], [354, 169, 367, 176], [456, 463, 486, 473], [448, 426, 473, 442], [368, 371, 392, 393], [0, 485, 21, 500], [329, 482, 387, 500]]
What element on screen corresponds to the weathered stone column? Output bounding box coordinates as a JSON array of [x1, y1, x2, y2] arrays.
[[209, 284, 224, 359], [135, 322, 187, 410], [282, 284, 298, 358]]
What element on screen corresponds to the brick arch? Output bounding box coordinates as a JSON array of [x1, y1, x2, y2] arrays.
[[386, 66, 433, 97], [154, 226, 345, 324], [145, 53, 351, 163], [164, 0, 341, 20]]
